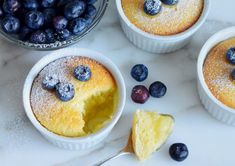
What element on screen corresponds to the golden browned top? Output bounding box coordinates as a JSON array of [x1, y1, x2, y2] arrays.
[[122, 0, 204, 36], [204, 38, 235, 109], [30, 56, 118, 137]]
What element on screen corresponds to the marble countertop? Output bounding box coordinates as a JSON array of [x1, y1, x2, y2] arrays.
[[1, 0, 235, 166]]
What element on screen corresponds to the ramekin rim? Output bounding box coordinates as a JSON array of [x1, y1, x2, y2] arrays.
[[23, 47, 126, 142], [115, 0, 210, 41], [197, 26, 235, 114]]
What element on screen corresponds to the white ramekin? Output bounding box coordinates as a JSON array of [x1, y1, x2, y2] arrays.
[[116, 0, 210, 53], [23, 48, 126, 150], [197, 27, 235, 125]]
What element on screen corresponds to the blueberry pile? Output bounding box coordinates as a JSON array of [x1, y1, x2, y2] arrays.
[[42, 65, 92, 102], [144, 0, 178, 16], [226, 47, 235, 80], [130, 64, 167, 104], [0, 0, 97, 44]]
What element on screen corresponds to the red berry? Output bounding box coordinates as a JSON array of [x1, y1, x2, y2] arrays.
[[131, 85, 149, 104]]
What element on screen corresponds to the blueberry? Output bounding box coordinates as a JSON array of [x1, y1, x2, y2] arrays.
[[131, 64, 148, 82], [64, 1, 86, 20], [231, 68, 235, 80], [169, 143, 188, 162], [55, 29, 71, 41], [41, 0, 56, 8], [42, 74, 59, 90], [74, 65, 92, 81], [144, 0, 162, 15], [131, 85, 149, 104], [85, 4, 97, 18], [3, 0, 21, 13], [25, 11, 44, 30], [0, 6, 4, 18], [19, 26, 32, 40], [43, 8, 56, 25], [56, 82, 75, 102], [56, 0, 71, 7], [87, 0, 97, 4], [68, 18, 87, 35], [53, 16, 68, 30], [30, 30, 46, 43], [83, 14, 93, 26], [22, 0, 39, 10], [226, 47, 235, 64], [15, 7, 27, 22], [56, 0, 73, 13], [44, 28, 55, 43], [149, 81, 167, 98], [160, 0, 178, 5], [1, 16, 20, 34]]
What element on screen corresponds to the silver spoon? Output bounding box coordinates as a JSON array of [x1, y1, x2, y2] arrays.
[[93, 132, 134, 166]]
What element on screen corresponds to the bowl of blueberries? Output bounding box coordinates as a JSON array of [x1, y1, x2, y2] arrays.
[[0, 0, 108, 50]]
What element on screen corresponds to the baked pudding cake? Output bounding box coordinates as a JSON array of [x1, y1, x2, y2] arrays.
[[132, 110, 174, 161], [204, 38, 235, 109], [30, 56, 119, 137], [121, 0, 204, 36]]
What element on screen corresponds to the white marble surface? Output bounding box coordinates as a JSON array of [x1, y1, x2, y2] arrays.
[[0, 0, 235, 166]]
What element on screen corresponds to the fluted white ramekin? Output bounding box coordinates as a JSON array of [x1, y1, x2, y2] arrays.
[[197, 27, 235, 125], [23, 48, 126, 150], [116, 0, 210, 53]]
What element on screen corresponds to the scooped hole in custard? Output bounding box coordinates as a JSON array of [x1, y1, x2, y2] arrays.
[[82, 89, 119, 134]]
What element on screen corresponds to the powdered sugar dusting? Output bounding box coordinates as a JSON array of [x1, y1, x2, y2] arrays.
[[30, 56, 110, 120], [31, 57, 72, 118], [211, 73, 235, 95]]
